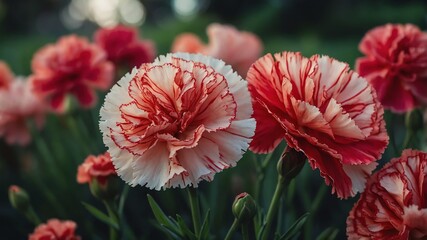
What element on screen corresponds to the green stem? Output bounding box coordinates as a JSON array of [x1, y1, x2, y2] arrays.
[[276, 195, 285, 235], [104, 200, 119, 240], [304, 184, 327, 239], [389, 113, 399, 156], [241, 222, 250, 240], [224, 218, 240, 240], [65, 115, 92, 155], [254, 152, 274, 203], [402, 129, 415, 150], [261, 175, 285, 240], [187, 188, 201, 237], [25, 207, 41, 226]]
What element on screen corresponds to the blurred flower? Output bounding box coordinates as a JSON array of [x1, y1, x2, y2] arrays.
[[29, 219, 81, 240], [171, 23, 263, 77], [100, 53, 255, 190], [77, 152, 117, 185], [247, 52, 389, 198], [356, 24, 427, 113], [94, 25, 156, 70], [30, 35, 114, 113], [0, 78, 45, 146], [9, 185, 30, 212], [0, 61, 13, 89], [347, 149, 427, 239]]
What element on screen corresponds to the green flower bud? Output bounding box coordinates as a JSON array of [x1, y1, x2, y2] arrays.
[[277, 147, 306, 181], [89, 175, 121, 200], [405, 109, 423, 132], [232, 192, 257, 222], [9, 185, 30, 212]]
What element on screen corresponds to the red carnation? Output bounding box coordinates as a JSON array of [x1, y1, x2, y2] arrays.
[[356, 24, 427, 113], [77, 152, 116, 185], [247, 52, 389, 198], [29, 219, 81, 240], [94, 25, 156, 69], [30, 35, 114, 113], [347, 149, 427, 239], [0, 61, 13, 89]]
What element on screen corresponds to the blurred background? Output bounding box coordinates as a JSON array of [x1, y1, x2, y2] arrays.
[[0, 0, 426, 239]]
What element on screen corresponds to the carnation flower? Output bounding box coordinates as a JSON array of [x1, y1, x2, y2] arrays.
[[247, 52, 389, 198], [77, 152, 116, 185], [0, 61, 13, 89], [0, 78, 45, 146], [100, 53, 255, 190], [347, 149, 427, 239], [29, 219, 81, 240], [171, 23, 263, 77], [30, 35, 114, 113], [94, 25, 156, 69], [356, 24, 427, 113]]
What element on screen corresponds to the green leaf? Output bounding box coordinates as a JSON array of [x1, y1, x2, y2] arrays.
[[81, 202, 119, 230], [176, 214, 196, 240], [147, 194, 175, 228], [147, 194, 181, 236], [199, 209, 210, 240], [118, 185, 130, 217], [279, 212, 310, 240], [315, 227, 339, 240], [151, 222, 181, 240], [255, 207, 265, 239]]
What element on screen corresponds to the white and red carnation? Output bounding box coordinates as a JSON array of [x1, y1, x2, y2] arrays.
[[172, 23, 263, 77], [356, 24, 427, 113], [100, 53, 255, 190], [30, 35, 114, 113], [347, 149, 427, 240], [247, 52, 389, 198]]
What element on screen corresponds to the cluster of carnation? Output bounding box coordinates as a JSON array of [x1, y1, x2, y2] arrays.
[[0, 25, 156, 146], [6, 22, 427, 239]]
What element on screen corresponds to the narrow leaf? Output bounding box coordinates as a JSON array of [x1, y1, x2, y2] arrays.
[[280, 212, 310, 240], [147, 194, 176, 228], [176, 214, 196, 240], [151, 222, 181, 240], [199, 209, 210, 240], [81, 202, 119, 230], [316, 227, 339, 240]]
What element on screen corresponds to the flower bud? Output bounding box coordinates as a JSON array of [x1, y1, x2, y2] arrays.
[[232, 192, 257, 222], [277, 147, 306, 181], [405, 109, 423, 132], [89, 176, 121, 200], [9, 185, 30, 212]]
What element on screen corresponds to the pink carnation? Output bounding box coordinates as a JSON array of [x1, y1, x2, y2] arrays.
[[94, 25, 156, 69], [0, 78, 45, 146], [347, 149, 427, 239], [0, 61, 13, 89], [356, 24, 427, 113], [100, 53, 255, 190], [29, 219, 81, 240], [171, 23, 263, 77], [77, 152, 116, 185], [247, 52, 389, 198], [30, 35, 114, 113]]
